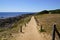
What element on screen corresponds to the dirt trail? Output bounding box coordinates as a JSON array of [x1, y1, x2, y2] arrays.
[[15, 16, 52, 40]]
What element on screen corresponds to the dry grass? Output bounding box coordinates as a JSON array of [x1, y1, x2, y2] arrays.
[[35, 14, 60, 34], [35, 14, 60, 40]]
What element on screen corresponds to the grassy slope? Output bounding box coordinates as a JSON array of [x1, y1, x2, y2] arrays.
[[35, 14, 60, 34], [0, 16, 31, 40]]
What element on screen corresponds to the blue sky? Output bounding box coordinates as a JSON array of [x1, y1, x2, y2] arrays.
[[0, 0, 60, 12]]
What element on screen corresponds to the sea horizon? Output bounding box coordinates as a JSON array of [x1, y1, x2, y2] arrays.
[[0, 12, 35, 18]]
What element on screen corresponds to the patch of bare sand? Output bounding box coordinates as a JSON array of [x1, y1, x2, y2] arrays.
[[14, 16, 52, 40]]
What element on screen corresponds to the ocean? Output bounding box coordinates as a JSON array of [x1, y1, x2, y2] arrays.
[[0, 12, 33, 18]]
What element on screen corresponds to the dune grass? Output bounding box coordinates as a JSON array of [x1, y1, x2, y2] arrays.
[[0, 16, 31, 40]]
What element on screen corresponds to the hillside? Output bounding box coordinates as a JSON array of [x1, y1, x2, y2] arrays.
[[0, 14, 32, 40], [35, 14, 60, 40], [0, 13, 34, 27], [36, 9, 60, 15], [35, 14, 60, 32], [0, 13, 60, 40], [0, 9, 60, 40]]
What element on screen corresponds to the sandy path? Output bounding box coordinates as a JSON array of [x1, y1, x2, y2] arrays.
[[15, 16, 52, 40]]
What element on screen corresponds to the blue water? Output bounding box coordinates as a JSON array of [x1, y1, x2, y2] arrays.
[[0, 12, 32, 18]]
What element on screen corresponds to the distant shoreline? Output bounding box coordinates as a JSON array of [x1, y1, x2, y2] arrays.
[[0, 12, 35, 18]]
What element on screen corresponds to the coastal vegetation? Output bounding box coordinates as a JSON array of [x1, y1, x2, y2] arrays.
[[0, 9, 60, 40]]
